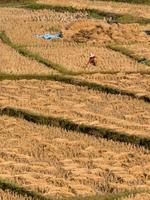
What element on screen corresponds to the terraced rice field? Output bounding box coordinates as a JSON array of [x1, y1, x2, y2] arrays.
[[0, 8, 87, 46], [1, 8, 150, 74], [29, 43, 148, 73], [80, 73, 150, 97], [1, 80, 150, 138], [0, 0, 150, 199], [0, 116, 149, 197], [0, 39, 55, 75], [122, 43, 150, 61], [37, 0, 150, 19]]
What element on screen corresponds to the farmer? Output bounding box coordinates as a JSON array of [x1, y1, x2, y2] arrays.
[[86, 53, 96, 67]]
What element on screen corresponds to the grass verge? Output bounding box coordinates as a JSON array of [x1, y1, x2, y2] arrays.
[[0, 106, 149, 149], [0, 73, 150, 103], [107, 43, 150, 66]]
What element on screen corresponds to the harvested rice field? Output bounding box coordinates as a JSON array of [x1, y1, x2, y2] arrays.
[[0, 39, 55, 75], [122, 42, 150, 61], [0, 189, 32, 200], [0, 80, 150, 138], [28, 42, 149, 73], [38, 0, 150, 19], [1, 8, 150, 73], [0, 116, 149, 197], [0, 0, 150, 199], [80, 73, 150, 97], [0, 8, 87, 46], [121, 192, 150, 200]]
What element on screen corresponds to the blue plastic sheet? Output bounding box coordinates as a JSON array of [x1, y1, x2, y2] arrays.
[[35, 33, 63, 40]]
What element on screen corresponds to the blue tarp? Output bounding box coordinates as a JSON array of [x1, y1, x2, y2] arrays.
[[35, 33, 63, 40]]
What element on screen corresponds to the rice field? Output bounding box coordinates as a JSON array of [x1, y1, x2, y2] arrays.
[[0, 189, 32, 200], [0, 39, 55, 75], [122, 42, 150, 61], [1, 7, 150, 74], [37, 0, 150, 19], [0, 80, 150, 138], [28, 42, 148, 73], [0, 8, 87, 46], [80, 73, 150, 97], [0, 115, 149, 197], [0, 0, 150, 199]]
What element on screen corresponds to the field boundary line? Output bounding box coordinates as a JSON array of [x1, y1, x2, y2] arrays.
[[0, 178, 52, 200], [0, 73, 150, 103], [107, 43, 150, 67], [0, 106, 149, 149], [0, 177, 149, 200]]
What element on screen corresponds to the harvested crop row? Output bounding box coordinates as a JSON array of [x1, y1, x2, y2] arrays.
[[29, 42, 149, 73], [122, 43, 150, 62], [0, 115, 149, 197], [0, 189, 32, 200], [120, 192, 150, 200], [0, 80, 150, 138], [37, 0, 150, 19], [0, 39, 55, 75], [80, 73, 150, 97]]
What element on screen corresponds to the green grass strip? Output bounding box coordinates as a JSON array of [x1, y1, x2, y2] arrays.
[[0, 178, 149, 200], [0, 73, 150, 103], [0, 106, 149, 149], [107, 43, 150, 67]]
